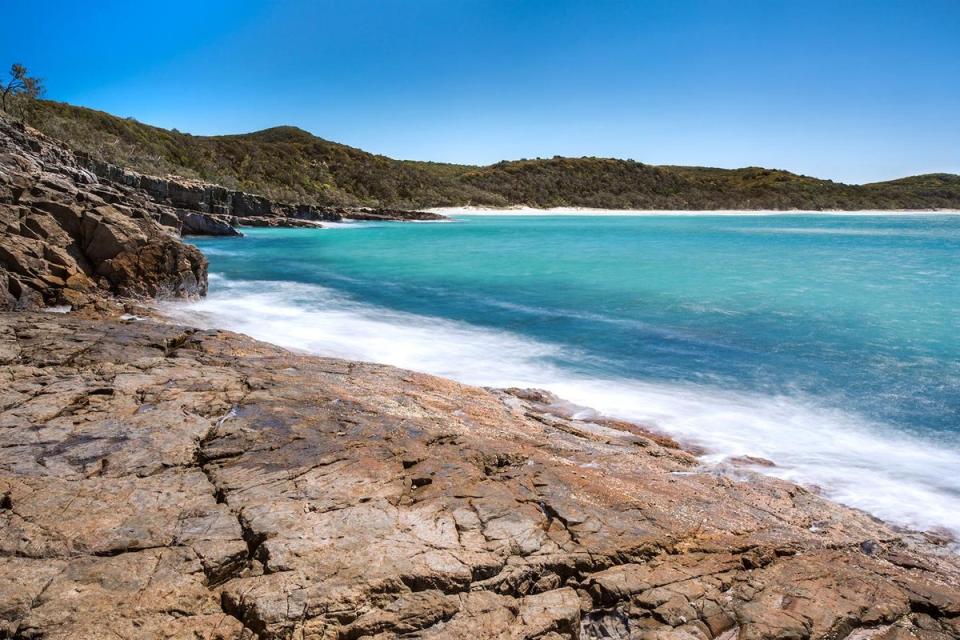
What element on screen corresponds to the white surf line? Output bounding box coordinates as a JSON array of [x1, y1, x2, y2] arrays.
[[161, 277, 960, 540]]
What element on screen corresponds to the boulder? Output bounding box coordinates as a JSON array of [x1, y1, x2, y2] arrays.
[[177, 210, 243, 236]]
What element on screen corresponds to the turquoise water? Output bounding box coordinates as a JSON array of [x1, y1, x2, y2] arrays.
[[168, 213, 960, 537]]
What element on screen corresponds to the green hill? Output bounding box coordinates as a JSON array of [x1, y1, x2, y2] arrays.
[[23, 99, 960, 210]]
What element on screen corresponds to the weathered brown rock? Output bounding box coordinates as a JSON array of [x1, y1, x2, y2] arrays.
[[1, 312, 958, 639], [0, 116, 207, 310], [3, 110, 445, 285], [175, 209, 244, 237]]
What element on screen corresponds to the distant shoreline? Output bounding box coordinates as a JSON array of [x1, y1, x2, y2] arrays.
[[431, 205, 960, 216]]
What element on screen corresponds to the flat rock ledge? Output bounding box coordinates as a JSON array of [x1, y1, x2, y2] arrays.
[[1, 312, 959, 640]]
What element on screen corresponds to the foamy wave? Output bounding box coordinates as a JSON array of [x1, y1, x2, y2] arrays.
[[162, 277, 960, 538], [319, 221, 379, 229], [162, 278, 568, 383], [197, 247, 240, 257]]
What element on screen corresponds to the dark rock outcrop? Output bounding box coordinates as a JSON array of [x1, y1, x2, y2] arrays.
[[1, 312, 958, 639], [76, 151, 447, 232], [177, 209, 244, 237], [0, 116, 206, 310]]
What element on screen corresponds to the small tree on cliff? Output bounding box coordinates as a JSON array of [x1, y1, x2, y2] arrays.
[[1, 63, 45, 118]]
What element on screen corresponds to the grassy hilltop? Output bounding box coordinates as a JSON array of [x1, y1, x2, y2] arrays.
[[26, 99, 960, 210]]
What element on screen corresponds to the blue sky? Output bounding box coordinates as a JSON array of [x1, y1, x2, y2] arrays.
[[3, 0, 958, 183]]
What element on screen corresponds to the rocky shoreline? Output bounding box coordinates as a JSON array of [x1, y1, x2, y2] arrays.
[[2, 312, 959, 639], [2, 115, 960, 639], [0, 116, 439, 312], [75, 151, 445, 235]]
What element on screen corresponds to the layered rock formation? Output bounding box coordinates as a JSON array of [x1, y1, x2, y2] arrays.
[[0, 116, 206, 310], [1, 313, 958, 639], [76, 152, 446, 232], [0, 114, 440, 311]]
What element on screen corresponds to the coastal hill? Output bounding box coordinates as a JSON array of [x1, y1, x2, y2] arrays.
[[28, 99, 960, 211]]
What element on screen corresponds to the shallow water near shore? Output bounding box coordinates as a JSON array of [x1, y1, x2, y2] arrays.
[[165, 212, 960, 538]]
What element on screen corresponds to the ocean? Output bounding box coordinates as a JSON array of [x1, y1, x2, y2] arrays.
[[163, 212, 960, 538]]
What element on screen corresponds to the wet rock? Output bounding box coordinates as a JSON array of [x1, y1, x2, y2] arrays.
[[727, 455, 777, 468], [229, 215, 325, 228]]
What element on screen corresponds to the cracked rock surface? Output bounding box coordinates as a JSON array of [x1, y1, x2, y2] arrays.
[[0, 312, 958, 639]]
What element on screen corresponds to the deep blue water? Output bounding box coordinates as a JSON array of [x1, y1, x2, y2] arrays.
[[168, 213, 960, 537]]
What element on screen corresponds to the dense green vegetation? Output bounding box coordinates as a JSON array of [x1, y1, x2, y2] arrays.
[[24, 99, 960, 210]]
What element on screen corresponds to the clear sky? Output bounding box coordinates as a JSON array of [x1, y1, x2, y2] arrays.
[[2, 0, 958, 183]]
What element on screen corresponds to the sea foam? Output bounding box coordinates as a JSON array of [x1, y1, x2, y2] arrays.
[[163, 276, 960, 539]]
